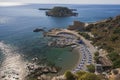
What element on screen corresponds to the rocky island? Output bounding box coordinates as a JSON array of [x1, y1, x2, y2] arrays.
[[45, 6, 78, 17]]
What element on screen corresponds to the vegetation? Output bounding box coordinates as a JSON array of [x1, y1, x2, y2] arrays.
[[94, 52, 99, 56], [86, 15, 120, 68], [78, 72, 100, 80], [87, 64, 95, 73], [76, 71, 100, 80], [64, 71, 76, 80], [78, 32, 91, 40], [94, 52, 100, 63], [46, 6, 78, 17], [64, 71, 101, 80], [108, 52, 120, 68], [88, 15, 120, 53]]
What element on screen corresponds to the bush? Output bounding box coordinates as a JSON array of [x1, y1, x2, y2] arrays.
[[64, 71, 103, 80], [94, 56, 100, 63], [79, 32, 91, 40], [87, 64, 95, 73], [108, 52, 119, 61], [76, 71, 86, 77], [94, 52, 99, 56], [113, 27, 120, 34], [78, 72, 100, 80], [85, 24, 94, 31], [110, 35, 118, 42], [105, 46, 114, 52], [108, 52, 120, 68], [64, 71, 75, 80]]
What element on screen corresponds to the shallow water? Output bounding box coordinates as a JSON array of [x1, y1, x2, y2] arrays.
[[0, 41, 28, 80]]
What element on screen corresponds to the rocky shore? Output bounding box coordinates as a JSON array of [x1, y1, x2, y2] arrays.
[[26, 64, 59, 79], [25, 56, 61, 80]]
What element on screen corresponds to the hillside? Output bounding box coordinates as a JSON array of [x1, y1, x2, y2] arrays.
[[85, 15, 120, 68]]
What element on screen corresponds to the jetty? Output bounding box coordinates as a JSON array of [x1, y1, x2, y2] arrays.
[[44, 28, 80, 37]]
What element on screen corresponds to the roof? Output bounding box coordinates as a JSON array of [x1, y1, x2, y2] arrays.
[[99, 56, 112, 67]]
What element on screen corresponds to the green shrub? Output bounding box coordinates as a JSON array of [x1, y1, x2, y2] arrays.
[[110, 35, 118, 42], [94, 56, 100, 63], [87, 64, 95, 73], [79, 32, 91, 40], [64, 71, 75, 80], [108, 52, 120, 68], [94, 52, 99, 56], [78, 72, 100, 80], [113, 27, 120, 34]]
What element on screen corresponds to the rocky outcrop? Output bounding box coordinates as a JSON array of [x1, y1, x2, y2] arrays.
[[52, 75, 66, 80], [33, 28, 44, 32], [46, 6, 78, 17], [26, 63, 59, 80], [67, 21, 85, 31], [36, 75, 66, 80]]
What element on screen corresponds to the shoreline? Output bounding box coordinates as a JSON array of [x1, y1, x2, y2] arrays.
[[44, 28, 96, 73], [72, 46, 82, 70]]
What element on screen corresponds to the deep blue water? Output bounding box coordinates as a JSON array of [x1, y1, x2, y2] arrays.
[[0, 4, 120, 72]]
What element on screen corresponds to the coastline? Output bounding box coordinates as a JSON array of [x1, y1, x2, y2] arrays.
[[44, 28, 95, 73], [72, 46, 82, 70]]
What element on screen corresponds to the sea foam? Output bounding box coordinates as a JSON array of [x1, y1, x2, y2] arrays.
[[0, 41, 28, 80]]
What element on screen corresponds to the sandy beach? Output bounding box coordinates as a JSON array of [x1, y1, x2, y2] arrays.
[[72, 46, 82, 70], [44, 28, 96, 73]]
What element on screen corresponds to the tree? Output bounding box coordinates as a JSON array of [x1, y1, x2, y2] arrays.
[[94, 52, 100, 63], [94, 52, 99, 56], [110, 35, 118, 42], [87, 64, 95, 73], [64, 71, 75, 80], [76, 71, 86, 76], [94, 56, 100, 63]]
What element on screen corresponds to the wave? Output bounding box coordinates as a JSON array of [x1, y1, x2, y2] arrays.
[[0, 41, 28, 80]]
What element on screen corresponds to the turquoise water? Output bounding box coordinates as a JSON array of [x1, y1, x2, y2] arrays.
[[0, 4, 120, 74]]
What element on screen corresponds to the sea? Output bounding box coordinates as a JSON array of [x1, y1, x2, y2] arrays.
[[0, 4, 120, 80]]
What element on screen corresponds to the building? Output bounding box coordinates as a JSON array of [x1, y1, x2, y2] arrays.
[[99, 56, 112, 70], [67, 21, 85, 31]]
